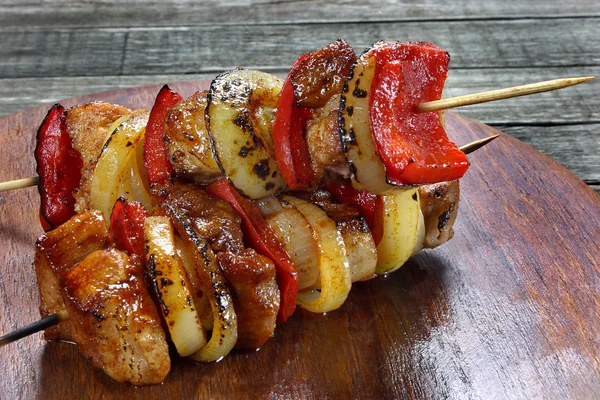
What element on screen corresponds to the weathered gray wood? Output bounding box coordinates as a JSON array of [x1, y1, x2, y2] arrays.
[[0, 1, 598, 28], [1, 18, 599, 80]]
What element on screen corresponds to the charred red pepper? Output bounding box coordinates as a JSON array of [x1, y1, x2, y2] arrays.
[[109, 197, 147, 259], [272, 53, 316, 190], [369, 42, 469, 184], [144, 85, 183, 190], [206, 178, 298, 322], [35, 104, 83, 231]]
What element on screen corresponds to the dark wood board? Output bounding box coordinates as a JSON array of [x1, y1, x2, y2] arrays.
[[0, 83, 599, 399]]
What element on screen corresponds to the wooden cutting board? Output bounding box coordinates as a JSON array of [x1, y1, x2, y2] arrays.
[[0, 83, 599, 399]]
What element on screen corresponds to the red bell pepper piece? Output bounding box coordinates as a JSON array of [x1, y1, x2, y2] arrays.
[[109, 197, 147, 259], [34, 104, 83, 231], [272, 53, 316, 190], [369, 42, 469, 184], [206, 178, 298, 323], [144, 85, 183, 190]]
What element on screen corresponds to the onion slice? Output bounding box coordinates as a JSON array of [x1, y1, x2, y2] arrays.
[[144, 216, 207, 357], [257, 196, 320, 290], [280, 195, 351, 313], [375, 188, 423, 274], [339, 49, 395, 194], [206, 69, 286, 199], [91, 110, 150, 221], [162, 205, 238, 362]]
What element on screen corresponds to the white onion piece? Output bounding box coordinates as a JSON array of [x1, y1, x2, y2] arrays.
[[207, 69, 286, 199], [281, 195, 351, 313], [175, 235, 213, 331], [340, 224, 377, 282], [128, 137, 153, 209], [144, 216, 207, 357], [163, 205, 237, 362], [339, 51, 395, 194], [255, 195, 284, 215], [91, 109, 149, 221], [257, 196, 320, 290], [375, 188, 422, 274]]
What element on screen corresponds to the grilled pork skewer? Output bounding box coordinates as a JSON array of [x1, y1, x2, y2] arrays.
[[0, 38, 564, 385]]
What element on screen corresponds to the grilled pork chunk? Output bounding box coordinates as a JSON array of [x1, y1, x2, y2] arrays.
[[61, 248, 170, 385], [34, 211, 112, 340], [418, 180, 460, 248], [164, 183, 244, 253], [218, 249, 279, 349], [164, 91, 222, 182], [305, 95, 350, 182], [65, 102, 131, 212]]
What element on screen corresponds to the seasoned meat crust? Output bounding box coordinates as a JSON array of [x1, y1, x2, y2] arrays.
[[290, 39, 356, 108], [165, 91, 222, 182], [62, 248, 170, 385], [34, 210, 112, 340], [164, 182, 245, 253], [218, 249, 280, 349], [65, 102, 131, 212], [418, 180, 460, 248]]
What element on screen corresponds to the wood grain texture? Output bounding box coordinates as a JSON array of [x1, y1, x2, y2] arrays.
[[1, 18, 600, 80], [0, 84, 599, 399], [0, 0, 598, 28]]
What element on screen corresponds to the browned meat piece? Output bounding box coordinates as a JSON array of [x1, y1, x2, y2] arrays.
[[418, 180, 460, 249], [65, 102, 131, 212], [290, 39, 356, 108], [290, 190, 376, 282], [61, 248, 170, 385], [164, 183, 244, 253], [36, 210, 111, 275], [34, 211, 112, 340], [164, 91, 222, 182], [34, 248, 74, 341], [305, 95, 350, 182], [217, 249, 279, 349]]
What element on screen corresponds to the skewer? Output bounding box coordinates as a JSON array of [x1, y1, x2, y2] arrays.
[[416, 77, 595, 113], [0, 309, 68, 347], [460, 134, 500, 155], [0, 134, 500, 347], [0, 176, 38, 192]]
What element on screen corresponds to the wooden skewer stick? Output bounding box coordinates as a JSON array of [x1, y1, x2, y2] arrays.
[[460, 134, 500, 155], [0, 134, 500, 347], [0, 309, 69, 347], [416, 76, 595, 113], [0, 176, 39, 192]]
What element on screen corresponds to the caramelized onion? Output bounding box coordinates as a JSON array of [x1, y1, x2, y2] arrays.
[[280, 195, 351, 312], [257, 196, 320, 290], [91, 110, 150, 221], [144, 216, 207, 356]]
